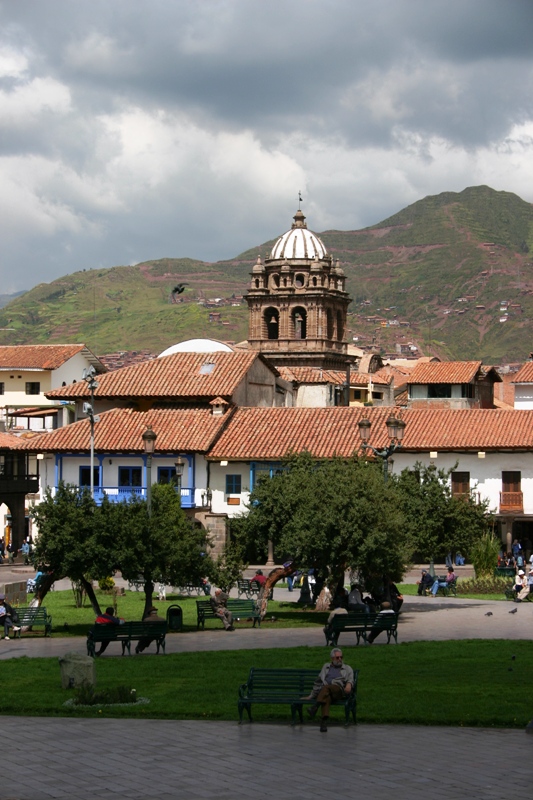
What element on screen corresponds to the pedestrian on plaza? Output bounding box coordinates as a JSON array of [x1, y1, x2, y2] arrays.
[[431, 566, 456, 597], [94, 606, 125, 656], [0, 594, 21, 640], [366, 601, 397, 644], [417, 569, 435, 596], [302, 648, 354, 732], [135, 606, 165, 653], [209, 588, 235, 631]]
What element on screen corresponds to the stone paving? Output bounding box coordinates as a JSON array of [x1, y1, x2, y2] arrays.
[[1, 571, 532, 799]]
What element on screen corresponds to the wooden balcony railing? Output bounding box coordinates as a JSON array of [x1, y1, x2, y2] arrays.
[[499, 491, 523, 514]]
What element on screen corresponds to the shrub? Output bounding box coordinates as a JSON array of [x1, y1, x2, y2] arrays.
[[98, 576, 115, 591], [470, 533, 501, 578], [72, 682, 136, 706], [456, 576, 511, 595]]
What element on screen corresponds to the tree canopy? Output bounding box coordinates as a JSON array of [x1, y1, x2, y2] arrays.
[[31, 482, 212, 616]]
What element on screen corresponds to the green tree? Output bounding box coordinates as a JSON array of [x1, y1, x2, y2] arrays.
[[111, 482, 213, 616], [31, 483, 113, 614], [239, 452, 410, 602], [394, 463, 492, 562]]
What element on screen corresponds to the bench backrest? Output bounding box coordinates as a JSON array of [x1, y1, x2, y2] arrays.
[[197, 599, 259, 614], [329, 611, 373, 628], [16, 607, 49, 623], [246, 667, 359, 696]]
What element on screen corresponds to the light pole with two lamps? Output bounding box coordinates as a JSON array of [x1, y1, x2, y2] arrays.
[[357, 414, 406, 481], [142, 426, 157, 516]]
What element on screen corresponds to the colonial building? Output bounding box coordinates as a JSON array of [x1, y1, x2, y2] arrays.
[[407, 361, 501, 409], [245, 209, 352, 371]]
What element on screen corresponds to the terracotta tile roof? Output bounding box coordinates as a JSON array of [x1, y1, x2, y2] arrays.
[[0, 344, 99, 370], [207, 407, 533, 460], [46, 351, 263, 400], [512, 362, 533, 383], [408, 361, 482, 384], [22, 407, 231, 454], [276, 367, 391, 387], [0, 431, 26, 449]]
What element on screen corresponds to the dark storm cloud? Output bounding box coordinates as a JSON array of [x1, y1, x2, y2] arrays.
[[1, 0, 533, 291]]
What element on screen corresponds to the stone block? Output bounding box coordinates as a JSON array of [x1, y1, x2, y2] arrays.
[[59, 651, 96, 690]]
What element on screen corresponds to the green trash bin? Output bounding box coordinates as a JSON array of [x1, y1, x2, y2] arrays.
[[166, 604, 183, 631]]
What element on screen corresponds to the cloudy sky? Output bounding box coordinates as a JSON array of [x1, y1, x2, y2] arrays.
[[2, 0, 533, 293]]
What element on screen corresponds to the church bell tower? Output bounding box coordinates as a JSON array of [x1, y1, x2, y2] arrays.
[[245, 208, 351, 370]]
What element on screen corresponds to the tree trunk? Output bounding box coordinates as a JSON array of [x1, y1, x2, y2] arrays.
[[143, 579, 155, 619], [257, 563, 296, 620], [32, 573, 56, 607], [81, 576, 102, 616]]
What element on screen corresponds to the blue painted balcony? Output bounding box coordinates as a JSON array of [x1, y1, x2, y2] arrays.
[[72, 485, 196, 508]]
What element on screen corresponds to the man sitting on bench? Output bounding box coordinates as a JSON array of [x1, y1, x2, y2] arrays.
[[94, 606, 125, 656], [302, 648, 354, 732], [210, 588, 235, 631]]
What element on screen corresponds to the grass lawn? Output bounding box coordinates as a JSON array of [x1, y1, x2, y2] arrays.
[[0, 641, 531, 728], [31, 590, 325, 637]]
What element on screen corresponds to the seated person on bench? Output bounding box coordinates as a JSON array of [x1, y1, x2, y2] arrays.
[[94, 606, 125, 656], [302, 648, 354, 733]]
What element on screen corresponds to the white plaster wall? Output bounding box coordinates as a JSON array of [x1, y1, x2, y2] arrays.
[[51, 353, 96, 389], [209, 461, 250, 517], [391, 451, 533, 515], [0, 369, 52, 406], [295, 384, 332, 407], [514, 385, 533, 409]]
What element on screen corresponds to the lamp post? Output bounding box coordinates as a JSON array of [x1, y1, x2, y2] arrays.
[[142, 426, 157, 515], [174, 456, 185, 507], [82, 366, 99, 498], [358, 414, 406, 482]]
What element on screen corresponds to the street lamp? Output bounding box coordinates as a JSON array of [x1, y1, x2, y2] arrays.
[[82, 366, 99, 498], [174, 456, 185, 506], [358, 413, 405, 481], [142, 426, 157, 515]]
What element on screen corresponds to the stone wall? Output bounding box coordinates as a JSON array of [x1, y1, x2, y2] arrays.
[[0, 580, 27, 606]]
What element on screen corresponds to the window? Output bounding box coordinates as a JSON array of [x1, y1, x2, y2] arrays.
[[502, 471, 521, 492], [119, 467, 142, 487], [0, 382, 4, 395], [25, 382, 40, 395], [461, 383, 475, 398], [451, 471, 470, 496], [158, 466, 175, 484], [427, 384, 452, 398], [226, 474, 242, 494], [80, 466, 100, 488]]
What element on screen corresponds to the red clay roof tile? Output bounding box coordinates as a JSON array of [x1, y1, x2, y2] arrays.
[[46, 351, 262, 400], [0, 344, 93, 370], [408, 361, 482, 384]]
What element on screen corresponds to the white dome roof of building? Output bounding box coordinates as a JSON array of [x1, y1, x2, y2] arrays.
[[270, 209, 328, 261], [158, 338, 234, 357]]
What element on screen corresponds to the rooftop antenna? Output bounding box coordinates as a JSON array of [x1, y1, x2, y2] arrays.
[[298, 191, 303, 210]]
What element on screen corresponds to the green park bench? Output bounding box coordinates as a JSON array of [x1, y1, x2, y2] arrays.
[[434, 576, 458, 597], [237, 578, 262, 599], [86, 621, 167, 657], [13, 607, 52, 637], [196, 599, 261, 629], [238, 667, 359, 725], [324, 610, 399, 647]]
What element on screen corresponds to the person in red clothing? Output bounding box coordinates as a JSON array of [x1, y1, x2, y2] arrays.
[[94, 606, 124, 656], [252, 569, 267, 586]]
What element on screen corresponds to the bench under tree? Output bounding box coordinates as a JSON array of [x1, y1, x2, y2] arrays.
[[13, 607, 52, 637], [87, 621, 167, 657], [324, 611, 399, 647], [196, 599, 261, 629]]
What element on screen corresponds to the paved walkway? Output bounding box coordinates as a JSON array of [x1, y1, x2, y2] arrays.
[[2, 571, 532, 799]]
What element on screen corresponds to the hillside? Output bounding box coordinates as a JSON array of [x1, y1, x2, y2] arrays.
[[1, 186, 533, 362]]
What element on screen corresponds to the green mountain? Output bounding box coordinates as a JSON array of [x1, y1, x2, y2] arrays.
[[1, 186, 533, 362]]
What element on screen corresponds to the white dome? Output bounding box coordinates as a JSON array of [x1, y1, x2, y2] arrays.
[[270, 209, 327, 261], [158, 338, 234, 357]]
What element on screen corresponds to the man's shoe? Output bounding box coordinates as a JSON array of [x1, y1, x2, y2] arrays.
[[320, 718, 328, 732], [4, 636, 10, 640], [135, 646, 140, 654], [227, 625, 235, 631], [307, 704, 318, 719], [13, 626, 21, 631]]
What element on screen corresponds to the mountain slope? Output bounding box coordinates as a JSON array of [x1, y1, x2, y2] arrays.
[[1, 186, 532, 362]]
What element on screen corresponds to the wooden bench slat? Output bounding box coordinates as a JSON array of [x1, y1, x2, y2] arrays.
[[13, 607, 52, 638]]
